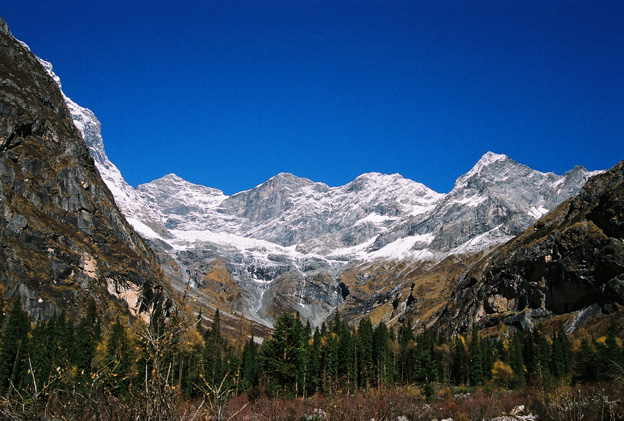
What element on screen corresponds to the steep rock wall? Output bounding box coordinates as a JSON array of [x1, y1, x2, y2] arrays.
[[0, 16, 166, 320]]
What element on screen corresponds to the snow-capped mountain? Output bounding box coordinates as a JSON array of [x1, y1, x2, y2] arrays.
[[368, 152, 598, 258], [137, 171, 442, 250], [41, 58, 599, 328]]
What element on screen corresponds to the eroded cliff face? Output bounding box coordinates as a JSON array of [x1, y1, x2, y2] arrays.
[[0, 16, 166, 320], [436, 160, 624, 334]]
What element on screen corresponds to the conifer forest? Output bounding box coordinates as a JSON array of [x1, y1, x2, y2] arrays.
[[0, 298, 623, 420]]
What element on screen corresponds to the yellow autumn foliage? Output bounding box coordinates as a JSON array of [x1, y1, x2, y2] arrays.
[[491, 360, 513, 387]]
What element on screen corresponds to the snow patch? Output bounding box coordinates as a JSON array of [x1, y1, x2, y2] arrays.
[[356, 213, 392, 225], [453, 194, 488, 207], [528, 206, 549, 219], [127, 217, 160, 239], [369, 234, 435, 260], [450, 225, 512, 255]]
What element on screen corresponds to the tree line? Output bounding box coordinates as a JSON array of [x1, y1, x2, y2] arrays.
[[0, 298, 623, 412]]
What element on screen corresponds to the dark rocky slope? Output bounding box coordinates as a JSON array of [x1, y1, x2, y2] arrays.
[[0, 16, 166, 320], [436, 159, 624, 334]]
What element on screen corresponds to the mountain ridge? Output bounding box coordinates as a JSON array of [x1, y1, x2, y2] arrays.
[[69, 83, 596, 327], [26, 27, 602, 330]]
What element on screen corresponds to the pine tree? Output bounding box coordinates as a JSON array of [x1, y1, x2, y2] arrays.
[[56, 310, 76, 366], [534, 326, 551, 379], [574, 338, 597, 383], [415, 347, 437, 384], [481, 337, 496, 380], [469, 326, 484, 386], [397, 321, 415, 383], [104, 316, 133, 395], [241, 335, 259, 392], [30, 316, 55, 390], [550, 325, 571, 379], [373, 321, 392, 386], [357, 317, 374, 389], [260, 312, 306, 397], [323, 331, 340, 392], [74, 299, 101, 382], [308, 327, 322, 395], [204, 308, 225, 386], [337, 321, 355, 391], [451, 335, 468, 385], [0, 298, 31, 391], [509, 331, 525, 388], [210, 308, 222, 342]]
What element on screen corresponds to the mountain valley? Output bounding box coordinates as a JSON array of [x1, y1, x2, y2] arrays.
[[1, 14, 622, 343]]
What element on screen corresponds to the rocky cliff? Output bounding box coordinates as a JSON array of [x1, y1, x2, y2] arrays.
[[0, 16, 166, 321], [435, 160, 624, 334]]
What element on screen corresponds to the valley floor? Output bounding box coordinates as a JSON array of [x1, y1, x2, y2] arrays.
[[215, 383, 623, 420]]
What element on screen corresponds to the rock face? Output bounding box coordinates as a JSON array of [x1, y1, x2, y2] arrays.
[[0, 16, 165, 321], [436, 160, 624, 334]]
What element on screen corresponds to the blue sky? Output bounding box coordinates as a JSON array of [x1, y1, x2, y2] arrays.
[[2, 1, 623, 195]]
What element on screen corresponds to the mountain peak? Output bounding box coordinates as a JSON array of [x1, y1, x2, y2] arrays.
[[353, 172, 403, 183], [257, 172, 315, 190], [452, 152, 518, 191], [160, 173, 185, 182], [473, 151, 511, 171], [138, 173, 225, 198]]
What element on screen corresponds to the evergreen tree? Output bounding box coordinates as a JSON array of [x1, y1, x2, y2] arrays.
[[397, 321, 415, 383], [0, 298, 31, 391], [337, 321, 355, 391], [29, 316, 55, 390], [534, 326, 551, 379], [596, 324, 621, 382], [104, 316, 133, 395], [373, 321, 392, 386], [550, 324, 571, 379], [509, 331, 525, 388], [415, 347, 437, 384], [357, 317, 374, 389], [203, 336, 224, 386], [74, 299, 101, 382], [260, 312, 306, 397], [323, 330, 340, 392], [303, 320, 312, 343], [522, 326, 550, 380], [204, 308, 225, 386], [469, 326, 484, 386], [481, 337, 496, 380], [307, 327, 322, 395], [451, 335, 468, 385], [29, 311, 77, 392], [414, 331, 437, 384], [210, 308, 222, 342], [56, 310, 76, 366], [241, 335, 259, 392], [574, 338, 597, 383]]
